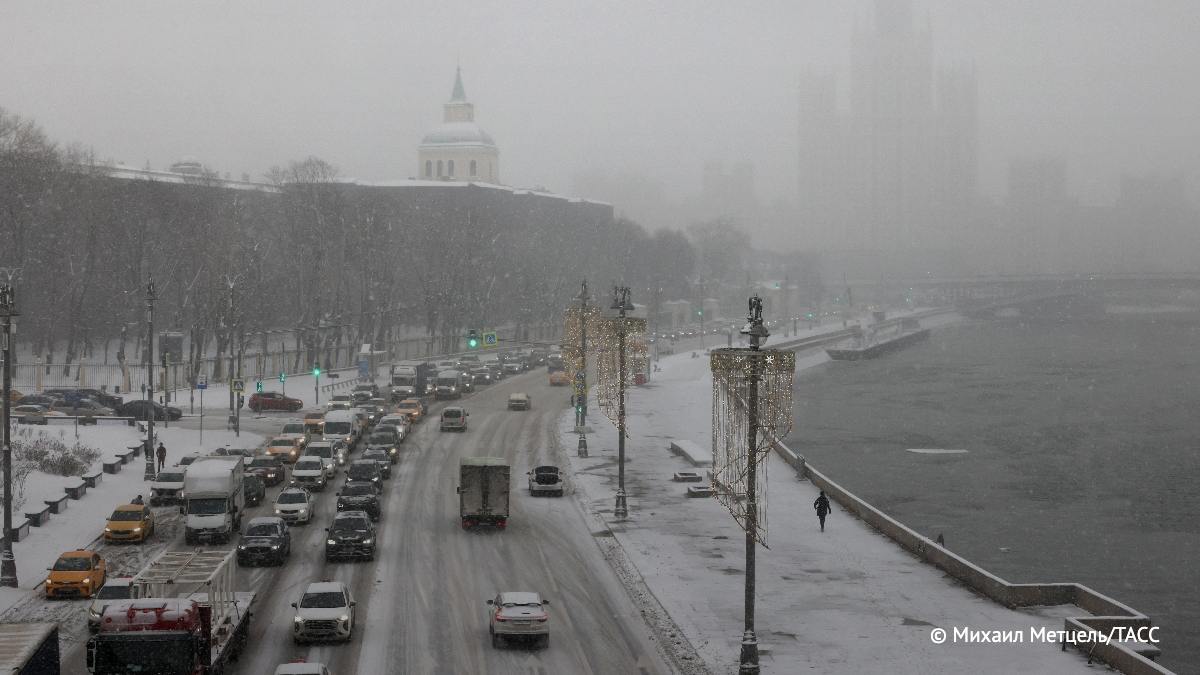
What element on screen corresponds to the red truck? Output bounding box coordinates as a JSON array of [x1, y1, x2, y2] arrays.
[[86, 550, 254, 675]]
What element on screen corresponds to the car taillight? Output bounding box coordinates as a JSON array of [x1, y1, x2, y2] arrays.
[[535, 615, 548, 623], [494, 610, 506, 622]]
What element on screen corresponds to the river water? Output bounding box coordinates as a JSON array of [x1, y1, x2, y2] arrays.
[[785, 310, 1200, 672]]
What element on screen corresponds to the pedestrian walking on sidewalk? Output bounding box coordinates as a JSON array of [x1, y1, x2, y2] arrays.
[[156, 442, 167, 472], [814, 491, 832, 532]]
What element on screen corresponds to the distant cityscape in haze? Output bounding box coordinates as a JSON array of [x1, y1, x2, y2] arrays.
[[574, 0, 1199, 280]]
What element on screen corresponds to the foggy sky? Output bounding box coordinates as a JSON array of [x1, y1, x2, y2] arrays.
[[2, 0, 1198, 233]]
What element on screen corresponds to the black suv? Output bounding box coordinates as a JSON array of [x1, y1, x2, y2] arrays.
[[325, 511, 377, 561], [346, 460, 383, 492], [237, 516, 291, 566], [361, 448, 392, 479], [364, 431, 399, 463], [337, 481, 382, 520]]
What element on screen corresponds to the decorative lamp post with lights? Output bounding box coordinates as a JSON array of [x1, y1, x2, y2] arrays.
[[143, 278, 158, 481], [710, 295, 795, 674]]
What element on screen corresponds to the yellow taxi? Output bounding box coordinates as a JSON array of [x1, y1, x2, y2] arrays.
[[266, 436, 305, 463], [104, 504, 155, 543], [303, 411, 326, 435], [548, 370, 571, 386], [395, 399, 424, 423], [45, 549, 107, 599]]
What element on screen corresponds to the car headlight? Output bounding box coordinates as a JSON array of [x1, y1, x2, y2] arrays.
[[104, 527, 112, 532], [270, 544, 280, 550], [132, 527, 142, 533], [362, 538, 372, 545], [389, 448, 397, 455], [83, 577, 91, 584], [326, 539, 336, 545], [45, 578, 53, 585], [337, 501, 345, 509], [298, 508, 307, 514], [237, 544, 246, 550], [339, 614, 350, 623], [294, 616, 304, 624], [274, 509, 283, 515]]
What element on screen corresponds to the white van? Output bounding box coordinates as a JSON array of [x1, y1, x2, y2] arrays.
[[322, 410, 361, 447], [435, 370, 465, 400]]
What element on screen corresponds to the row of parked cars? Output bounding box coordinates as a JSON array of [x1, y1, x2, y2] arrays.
[[10, 387, 183, 423]]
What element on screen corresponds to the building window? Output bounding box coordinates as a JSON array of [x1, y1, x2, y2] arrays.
[[437, 160, 443, 176], [470, 160, 477, 177], [425, 160, 432, 177], [448, 160, 455, 177]]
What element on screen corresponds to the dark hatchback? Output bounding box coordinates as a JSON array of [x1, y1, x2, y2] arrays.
[[247, 455, 287, 486], [346, 460, 383, 492], [115, 400, 183, 421], [325, 511, 377, 561], [236, 517, 291, 566], [243, 473, 266, 506], [336, 482, 381, 520]]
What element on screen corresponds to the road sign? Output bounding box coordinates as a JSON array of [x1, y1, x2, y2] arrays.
[[482, 331, 498, 347], [196, 381, 207, 390], [232, 378, 245, 393]]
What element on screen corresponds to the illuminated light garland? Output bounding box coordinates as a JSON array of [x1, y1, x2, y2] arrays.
[[710, 348, 795, 546], [592, 316, 646, 429], [561, 305, 601, 382]]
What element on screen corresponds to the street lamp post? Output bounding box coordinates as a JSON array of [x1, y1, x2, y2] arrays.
[[144, 278, 157, 481], [738, 296, 770, 674], [576, 281, 589, 458], [612, 285, 634, 519], [1, 281, 20, 587]]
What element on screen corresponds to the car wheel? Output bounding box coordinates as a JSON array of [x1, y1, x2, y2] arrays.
[[492, 632, 502, 649], [541, 634, 550, 649]]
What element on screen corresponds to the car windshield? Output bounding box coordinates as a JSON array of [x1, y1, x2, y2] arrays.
[[502, 600, 542, 608], [443, 410, 461, 419], [248, 458, 277, 469], [295, 460, 322, 471], [245, 523, 280, 537], [324, 422, 351, 435], [368, 434, 393, 444], [277, 492, 308, 504], [109, 510, 143, 521], [53, 557, 92, 571], [348, 465, 376, 478], [187, 498, 227, 515], [332, 518, 369, 533], [307, 446, 332, 458], [300, 591, 346, 609], [95, 584, 132, 600], [269, 439, 294, 447], [363, 450, 386, 459], [281, 423, 305, 434], [156, 472, 184, 482], [342, 484, 374, 496]]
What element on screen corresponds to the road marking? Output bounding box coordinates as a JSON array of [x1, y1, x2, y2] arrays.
[[906, 448, 968, 454]]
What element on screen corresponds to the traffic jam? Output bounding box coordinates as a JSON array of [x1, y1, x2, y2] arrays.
[[20, 346, 567, 675]]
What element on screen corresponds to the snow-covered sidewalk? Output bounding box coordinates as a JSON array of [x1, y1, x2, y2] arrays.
[[562, 342, 1098, 674]]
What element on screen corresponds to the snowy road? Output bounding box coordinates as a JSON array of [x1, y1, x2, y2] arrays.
[[37, 368, 671, 674]]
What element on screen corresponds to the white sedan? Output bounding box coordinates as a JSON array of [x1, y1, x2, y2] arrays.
[[487, 591, 550, 648]]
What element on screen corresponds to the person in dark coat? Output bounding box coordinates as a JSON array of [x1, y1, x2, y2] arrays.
[[156, 442, 167, 471], [131, 495, 145, 505], [813, 490, 832, 532]]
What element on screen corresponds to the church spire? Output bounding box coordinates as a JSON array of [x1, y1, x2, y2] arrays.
[[450, 66, 467, 103]]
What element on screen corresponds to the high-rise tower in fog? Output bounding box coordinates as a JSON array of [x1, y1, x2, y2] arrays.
[[798, 1, 977, 274]]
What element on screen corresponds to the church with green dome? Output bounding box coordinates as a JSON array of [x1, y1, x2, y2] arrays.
[[417, 67, 499, 183]]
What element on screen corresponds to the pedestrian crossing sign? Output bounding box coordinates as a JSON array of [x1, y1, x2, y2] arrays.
[[482, 331, 498, 347]]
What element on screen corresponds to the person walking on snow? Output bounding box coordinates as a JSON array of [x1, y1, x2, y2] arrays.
[[156, 442, 167, 471], [814, 491, 832, 532]]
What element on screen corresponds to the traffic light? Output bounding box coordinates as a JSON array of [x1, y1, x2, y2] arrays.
[[255, 380, 263, 393], [279, 372, 286, 383], [696, 309, 703, 317], [160, 351, 168, 369], [806, 312, 815, 320], [466, 329, 480, 350], [312, 364, 321, 377]]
